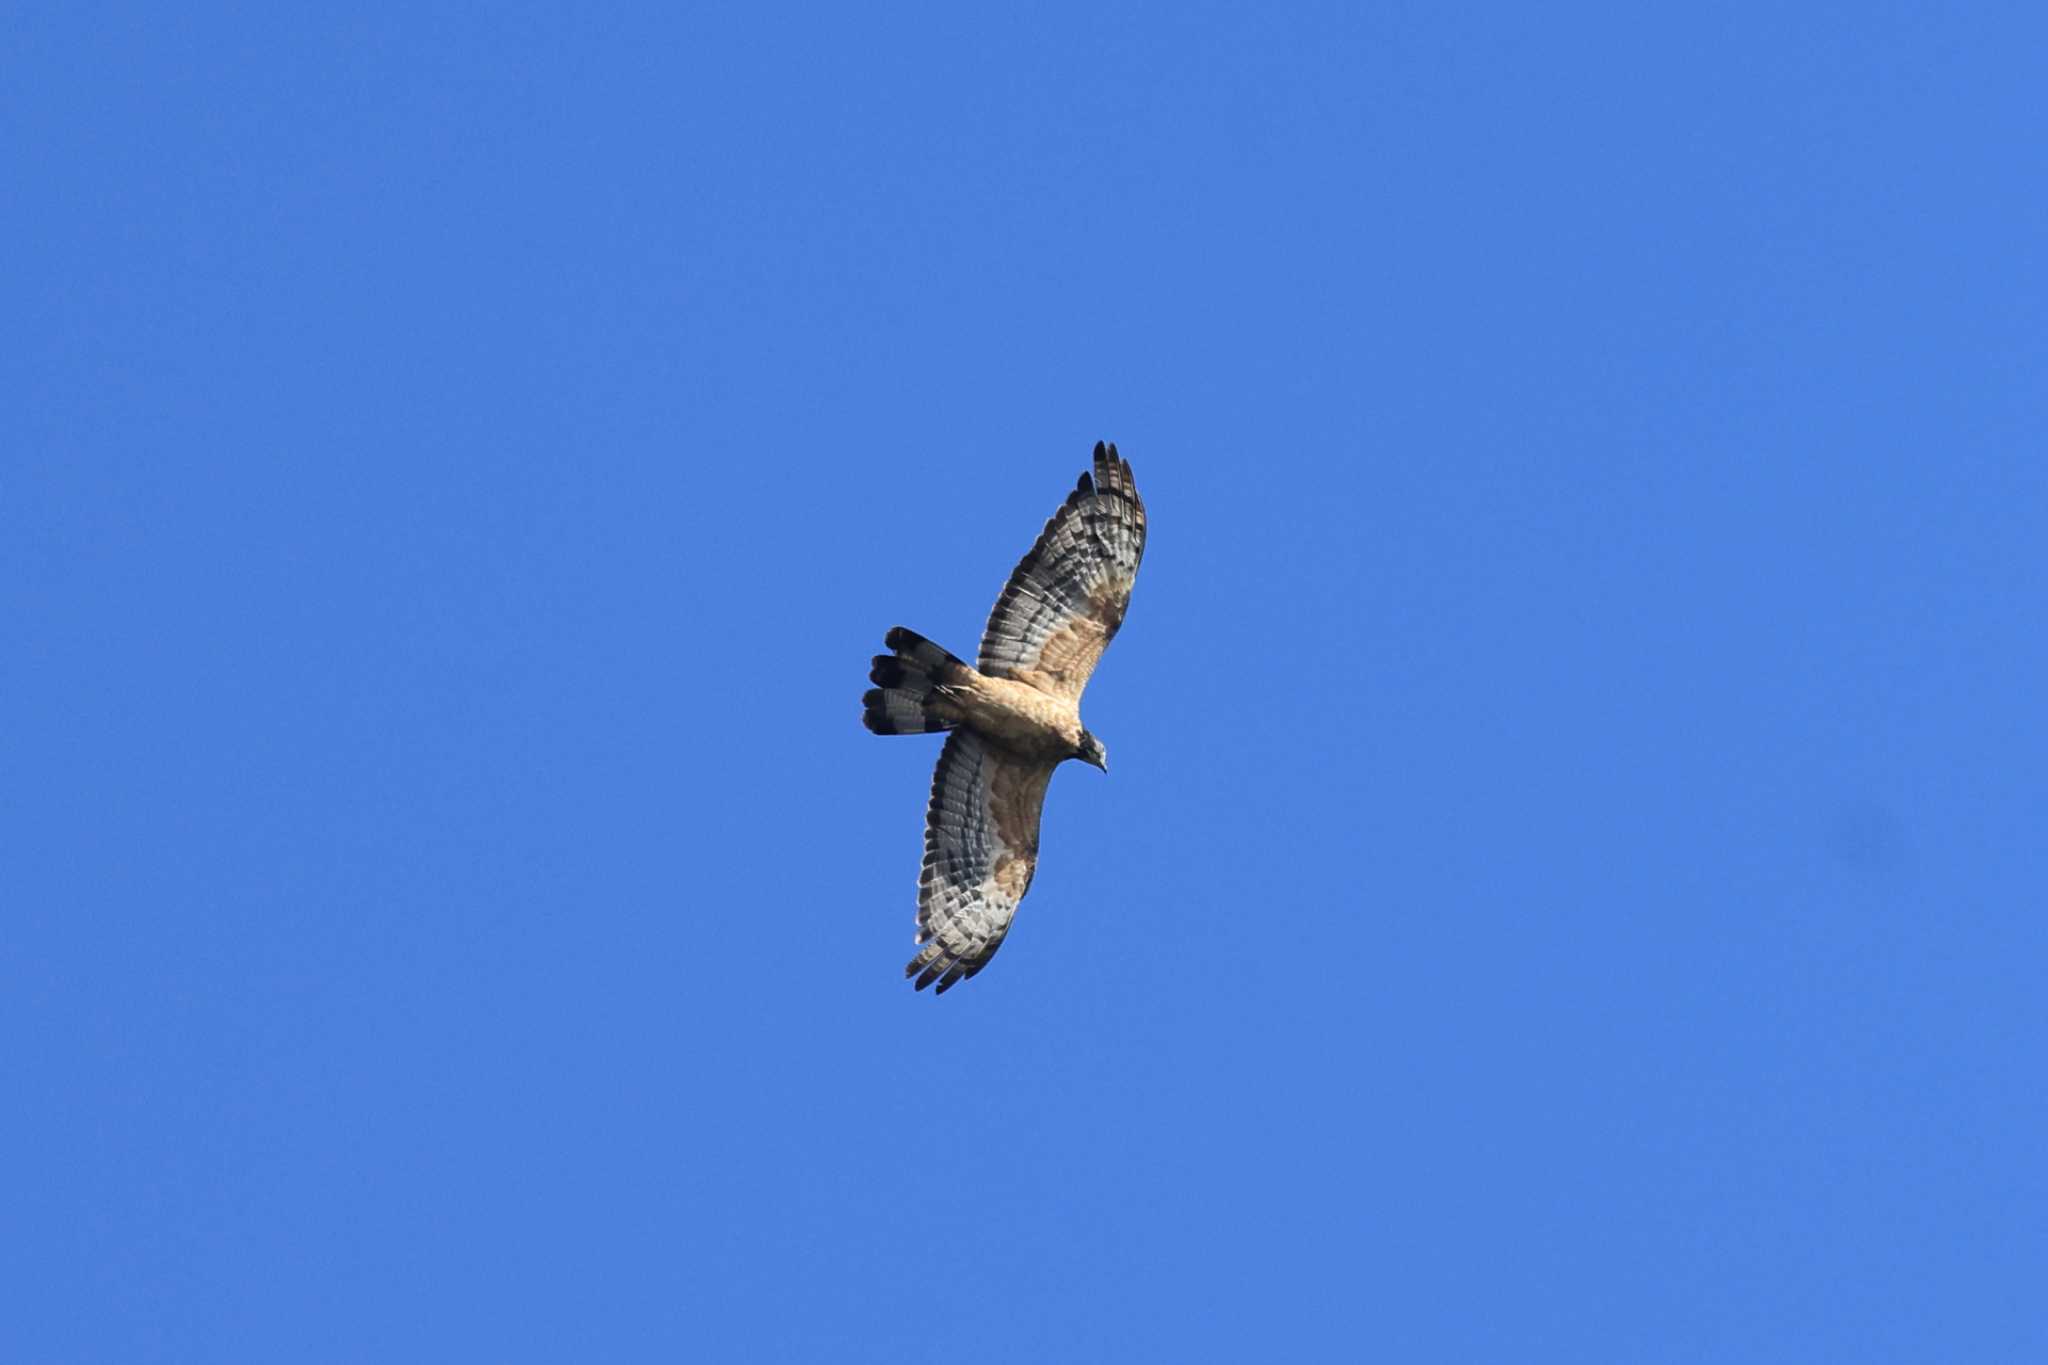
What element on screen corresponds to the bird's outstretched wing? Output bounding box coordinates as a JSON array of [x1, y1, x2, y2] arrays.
[[977, 442, 1146, 700], [906, 730, 1055, 993]]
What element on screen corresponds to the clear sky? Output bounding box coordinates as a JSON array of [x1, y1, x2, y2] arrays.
[[7, 4, 2044, 1361]]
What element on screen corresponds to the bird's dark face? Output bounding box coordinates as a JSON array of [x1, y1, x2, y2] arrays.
[[1076, 730, 1109, 773]]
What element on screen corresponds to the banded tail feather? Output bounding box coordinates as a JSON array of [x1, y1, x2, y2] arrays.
[[862, 626, 968, 734]]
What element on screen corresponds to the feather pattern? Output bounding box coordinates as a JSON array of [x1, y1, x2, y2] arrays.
[[906, 730, 1055, 992], [977, 442, 1147, 700]]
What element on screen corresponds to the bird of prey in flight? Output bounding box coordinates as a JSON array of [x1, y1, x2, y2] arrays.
[[862, 442, 1147, 993]]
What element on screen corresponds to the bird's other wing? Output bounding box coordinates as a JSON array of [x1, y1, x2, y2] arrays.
[[977, 441, 1146, 701], [906, 730, 1055, 993]]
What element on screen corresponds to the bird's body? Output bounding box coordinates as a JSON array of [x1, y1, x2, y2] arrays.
[[921, 666, 1085, 758], [862, 443, 1146, 993]]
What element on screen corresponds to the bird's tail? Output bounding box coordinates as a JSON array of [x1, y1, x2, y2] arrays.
[[863, 627, 967, 734]]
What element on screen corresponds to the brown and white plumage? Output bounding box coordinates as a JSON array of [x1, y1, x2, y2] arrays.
[[862, 442, 1147, 993], [978, 446, 1146, 698], [904, 730, 1053, 992]]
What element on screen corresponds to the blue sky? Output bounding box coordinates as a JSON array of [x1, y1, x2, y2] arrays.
[[7, 4, 2044, 1360]]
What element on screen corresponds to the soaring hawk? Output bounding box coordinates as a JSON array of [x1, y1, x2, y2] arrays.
[[862, 442, 1147, 993]]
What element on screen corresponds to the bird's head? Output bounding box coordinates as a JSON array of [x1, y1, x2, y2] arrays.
[[1075, 730, 1109, 773]]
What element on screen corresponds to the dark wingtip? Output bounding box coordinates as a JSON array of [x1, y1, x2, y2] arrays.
[[884, 625, 913, 651], [1087, 440, 1136, 502], [909, 950, 952, 991], [870, 656, 905, 687], [1092, 440, 1128, 493]]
